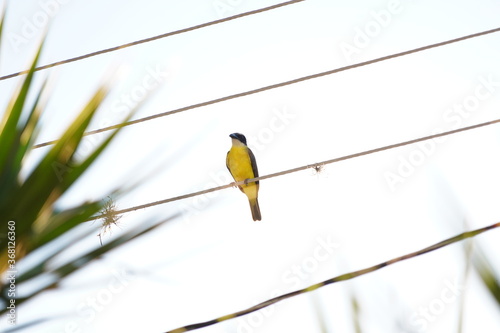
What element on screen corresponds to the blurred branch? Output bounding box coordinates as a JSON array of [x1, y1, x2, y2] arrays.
[[165, 222, 500, 333]]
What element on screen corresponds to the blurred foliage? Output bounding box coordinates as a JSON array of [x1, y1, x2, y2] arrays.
[[472, 244, 500, 307], [350, 294, 362, 333], [0, 12, 174, 326]]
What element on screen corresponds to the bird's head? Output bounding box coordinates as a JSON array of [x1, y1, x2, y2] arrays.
[[229, 133, 247, 145]]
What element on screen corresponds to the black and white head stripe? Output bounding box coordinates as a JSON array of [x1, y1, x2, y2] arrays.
[[229, 133, 247, 145]]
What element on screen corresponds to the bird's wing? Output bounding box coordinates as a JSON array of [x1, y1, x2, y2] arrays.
[[247, 147, 259, 185], [226, 151, 230, 173]]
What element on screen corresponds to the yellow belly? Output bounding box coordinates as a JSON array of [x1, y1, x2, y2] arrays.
[[227, 146, 258, 199]]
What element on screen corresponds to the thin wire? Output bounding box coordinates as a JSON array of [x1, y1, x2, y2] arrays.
[[33, 26, 500, 150], [86, 118, 500, 222], [0, 0, 305, 82], [165, 221, 500, 332]]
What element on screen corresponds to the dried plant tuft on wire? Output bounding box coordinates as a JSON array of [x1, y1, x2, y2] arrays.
[[97, 197, 123, 245], [311, 163, 324, 175]]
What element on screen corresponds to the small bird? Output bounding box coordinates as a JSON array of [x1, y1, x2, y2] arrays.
[[226, 133, 261, 221]]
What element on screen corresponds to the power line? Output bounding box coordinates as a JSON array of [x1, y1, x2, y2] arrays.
[[86, 118, 500, 222], [33, 26, 500, 150], [0, 0, 305, 82], [165, 221, 500, 332]]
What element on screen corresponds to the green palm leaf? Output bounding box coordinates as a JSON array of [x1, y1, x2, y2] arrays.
[[0, 12, 172, 325]]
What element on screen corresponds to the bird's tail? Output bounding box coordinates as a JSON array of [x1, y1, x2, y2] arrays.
[[249, 198, 261, 221]]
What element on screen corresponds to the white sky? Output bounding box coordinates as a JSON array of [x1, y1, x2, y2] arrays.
[[1, 0, 500, 332]]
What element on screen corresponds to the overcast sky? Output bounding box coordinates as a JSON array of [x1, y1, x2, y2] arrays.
[[1, 0, 500, 332]]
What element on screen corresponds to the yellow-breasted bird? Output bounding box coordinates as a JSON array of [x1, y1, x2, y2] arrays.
[[226, 133, 261, 221]]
